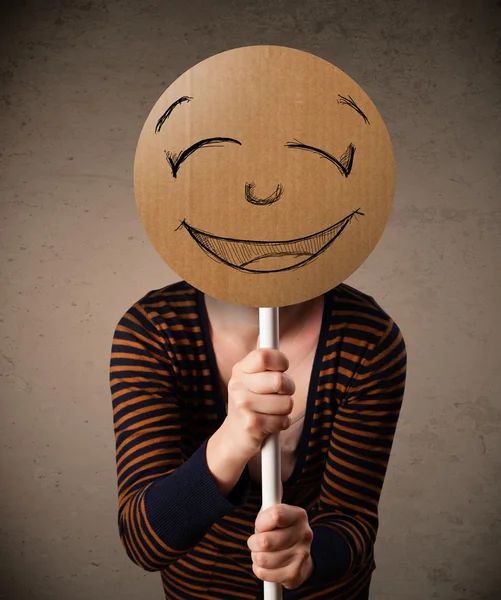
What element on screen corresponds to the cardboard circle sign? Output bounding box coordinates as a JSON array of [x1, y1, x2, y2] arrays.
[[134, 45, 395, 307]]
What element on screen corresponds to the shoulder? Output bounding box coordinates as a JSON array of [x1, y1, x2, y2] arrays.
[[327, 285, 407, 400], [328, 283, 406, 357], [135, 280, 197, 317], [113, 280, 200, 341]]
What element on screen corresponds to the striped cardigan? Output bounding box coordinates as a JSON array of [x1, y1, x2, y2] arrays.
[[109, 281, 407, 599]]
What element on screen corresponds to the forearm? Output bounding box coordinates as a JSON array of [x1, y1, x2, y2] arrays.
[[120, 436, 251, 571]]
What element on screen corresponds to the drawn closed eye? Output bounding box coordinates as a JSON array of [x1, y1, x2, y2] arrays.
[[165, 137, 241, 178], [285, 139, 356, 178]]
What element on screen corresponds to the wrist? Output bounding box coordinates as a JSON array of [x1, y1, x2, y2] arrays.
[[218, 419, 257, 463], [206, 425, 250, 496]]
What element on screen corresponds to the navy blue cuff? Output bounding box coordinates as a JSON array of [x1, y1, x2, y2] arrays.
[[308, 524, 352, 583], [144, 438, 251, 550]]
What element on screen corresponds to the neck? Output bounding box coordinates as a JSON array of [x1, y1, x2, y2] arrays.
[[204, 294, 322, 350]]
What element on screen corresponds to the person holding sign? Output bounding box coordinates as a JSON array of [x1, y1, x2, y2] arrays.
[[110, 46, 407, 600]]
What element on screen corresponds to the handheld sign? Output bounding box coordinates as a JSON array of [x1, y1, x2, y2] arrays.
[[134, 45, 395, 599]]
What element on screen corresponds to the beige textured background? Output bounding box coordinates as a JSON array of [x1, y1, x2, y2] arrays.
[[1, 1, 500, 599]]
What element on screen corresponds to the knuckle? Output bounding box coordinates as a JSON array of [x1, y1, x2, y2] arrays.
[[272, 505, 284, 526], [240, 393, 252, 410], [279, 351, 290, 370], [296, 506, 307, 521], [273, 372, 283, 392], [231, 387, 246, 407], [244, 413, 259, 432], [228, 375, 244, 392], [281, 416, 291, 430], [256, 552, 268, 567], [260, 535, 270, 552], [303, 529, 313, 545], [297, 548, 310, 563], [227, 378, 239, 395], [304, 526, 314, 544], [254, 349, 268, 372]]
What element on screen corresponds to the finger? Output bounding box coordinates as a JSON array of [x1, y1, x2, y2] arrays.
[[254, 504, 305, 533], [247, 526, 298, 553], [252, 550, 311, 589], [251, 547, 294, 571], [240, 349, 289, 375], [241, 393, 294, 417], [242, 371, 295, 396], [252, 561, 294, 585]]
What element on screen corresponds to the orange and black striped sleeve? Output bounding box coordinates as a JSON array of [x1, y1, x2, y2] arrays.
[[307, 316, 407, 586], [109, 301, 250, 572]]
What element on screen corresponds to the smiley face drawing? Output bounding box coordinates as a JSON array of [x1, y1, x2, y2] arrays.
[[134, 46, 395, 307]]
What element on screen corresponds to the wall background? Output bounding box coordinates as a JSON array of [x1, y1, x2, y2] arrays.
[[1, 1, 500, 599]]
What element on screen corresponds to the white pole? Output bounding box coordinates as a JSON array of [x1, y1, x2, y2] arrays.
[[259, 307, 283, 600]]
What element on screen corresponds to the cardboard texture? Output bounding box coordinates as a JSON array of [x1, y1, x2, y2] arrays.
[[134, 45, 395, 307]]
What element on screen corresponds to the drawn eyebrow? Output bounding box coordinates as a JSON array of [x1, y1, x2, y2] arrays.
[[285, 139, 356, 177], [155, 96, 193, 133], [166, 137, 241, 178], [337, 94, 370, 125]]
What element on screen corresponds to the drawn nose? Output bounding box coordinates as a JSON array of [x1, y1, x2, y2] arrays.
[[245, 182, 284, 206]]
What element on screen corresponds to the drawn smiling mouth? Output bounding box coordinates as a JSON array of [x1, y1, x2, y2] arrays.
[[177, 208, 364, 273]]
